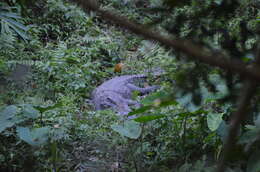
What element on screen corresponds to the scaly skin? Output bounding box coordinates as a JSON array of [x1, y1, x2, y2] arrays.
[[92, 74, 159, 116]]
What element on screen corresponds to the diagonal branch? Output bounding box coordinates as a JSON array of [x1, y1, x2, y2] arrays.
[[72, 0, 260, 81], [216, 43, 260, 172], [216, 80, 256, 172]]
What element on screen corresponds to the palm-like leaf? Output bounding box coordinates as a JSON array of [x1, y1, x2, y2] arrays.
[[0, 3, 29, 40]]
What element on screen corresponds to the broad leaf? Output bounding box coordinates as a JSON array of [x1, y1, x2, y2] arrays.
[[207, 113, 224, 131], [0, 105, 18, 118], [17, 127, 31, 144], [141, 90, 169, 105], [111, 121, 142, 139], [217, 121, 229, 142], [0, 105, 19, 133], [21, 104, 39, 119], [17, 127, 50, 146], [238, 128, 260, 150], [128, 105, 152, 116], [176, 93, 200, 112]]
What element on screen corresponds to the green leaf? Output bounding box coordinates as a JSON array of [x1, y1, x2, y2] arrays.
[[0, 59, 6, 69], [0, 105, 18, 119], [16, 127, 32, 144], [207, 113, 224, 131], [111, 121, 142, 139], [21, 104, 39, 119], [177, 109, 208, 118], [7, 22, 29, 40], [0, 119, 16, 133], [140, 90, 169, 105], [1, 20, 9, 34], [34, 102, 63, 113], [176, 93, 200, 112], [242, 56, 253, 63], [217, 121, 229, 142], [128, 105, 152, 116], [238, 128, 260, 145], [17, 127, 50, 146], [247, 150, 260, 172], [65, 57, 80, 64], [134, 114, 166, 123], [0, 105, 18, 133], [3, 17, 28, 31], [0, 11, 29, 40], [0, 12, 22, 19], [128, 91, 177, 117], [131, 90, 140, 100], [214, 0, 223, 5]]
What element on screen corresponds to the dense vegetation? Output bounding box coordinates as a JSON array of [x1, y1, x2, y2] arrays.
[[0, 0, 259, 171]]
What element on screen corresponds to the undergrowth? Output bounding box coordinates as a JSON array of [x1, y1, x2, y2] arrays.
[[0, 0, 259, 171]]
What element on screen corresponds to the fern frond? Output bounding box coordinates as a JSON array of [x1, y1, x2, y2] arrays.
[[0, 3, 29, 41]]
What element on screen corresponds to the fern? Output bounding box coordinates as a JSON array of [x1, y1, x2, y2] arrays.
[[0, 32, 16, 49], [0, 2, 29, 41]]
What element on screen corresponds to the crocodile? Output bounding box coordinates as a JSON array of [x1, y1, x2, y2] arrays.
[[92, 74, 159, 116]]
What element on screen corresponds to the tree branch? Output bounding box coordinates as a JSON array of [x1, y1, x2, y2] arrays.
[[72, 0, 260, 81], [216, 43, 260, 171], [216, 80, 256, 171]]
